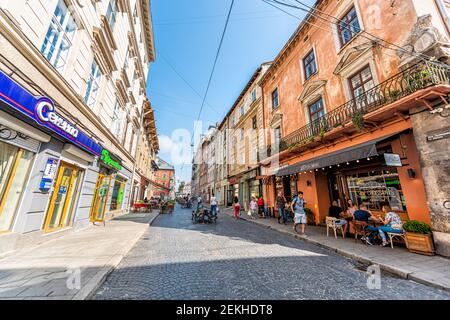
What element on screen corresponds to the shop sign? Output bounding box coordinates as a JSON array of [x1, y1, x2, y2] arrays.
[[384, 153, 402, 167], [0, 70, 102, 156], [427, 126, 450, 142], [39, 157, 59, 191], [100, 149, 123, 170]]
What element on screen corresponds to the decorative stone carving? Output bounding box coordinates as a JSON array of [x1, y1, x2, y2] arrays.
[[398, 15, 450, 67]]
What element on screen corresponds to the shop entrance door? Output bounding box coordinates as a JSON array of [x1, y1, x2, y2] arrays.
[[90, 174, 112, 223], [43, 163, 82, 233]]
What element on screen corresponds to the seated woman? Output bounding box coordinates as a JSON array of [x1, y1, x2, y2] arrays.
[[378, 204, 404, 247]]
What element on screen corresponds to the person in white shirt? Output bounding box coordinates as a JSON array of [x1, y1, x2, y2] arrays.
[[210, 193, 217, 216]]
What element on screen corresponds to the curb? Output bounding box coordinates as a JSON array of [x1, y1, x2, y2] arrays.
[[75, 213, 160, 300], [226, 210, 450, 292]]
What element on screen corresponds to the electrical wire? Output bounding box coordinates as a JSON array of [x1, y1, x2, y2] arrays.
[[180, 0, 235, 176], [264, 0, 450, 68]]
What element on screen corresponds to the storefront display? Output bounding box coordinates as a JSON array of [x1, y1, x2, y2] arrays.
[[110, 176, 127, 211], [346, 169, 406, 212], [43, 162, 83, 233], [0, 141, 35, 232], [90, 172, 112, 223]]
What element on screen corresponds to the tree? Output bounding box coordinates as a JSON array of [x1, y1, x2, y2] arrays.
[[178, 181, 185, 194]]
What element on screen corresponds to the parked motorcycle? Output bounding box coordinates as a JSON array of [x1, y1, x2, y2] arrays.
[[192, 207, 217, 224]]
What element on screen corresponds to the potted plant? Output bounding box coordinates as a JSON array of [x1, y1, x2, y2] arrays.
[[403, 220, 435, 255], [304, 208, 316, 226], [352, 112, 365, 131]]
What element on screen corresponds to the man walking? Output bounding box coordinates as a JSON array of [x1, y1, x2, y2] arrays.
[[291, 192, 307, 235], [276, 191, 287, 224]]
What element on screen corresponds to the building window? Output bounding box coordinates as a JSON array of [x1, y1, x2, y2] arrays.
[[240, 105, 245, 118], [111, 100, 122, 137], [274, 126, 281, 148], [252, 116, 257, 129], [106, 0, 118, 31], [303, 49, 317, 80], [124, 48, 129, 70], [84, 59, 102, 109], [251, 89, 257, 102], [41, 0, 77, 73], [308, 97, 325, 123], [349, 65, 375, 99], [338, 6, 361, 47], [271, 88, 279, 109]]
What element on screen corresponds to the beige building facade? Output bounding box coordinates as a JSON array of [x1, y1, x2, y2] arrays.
[[0, 0, 157, 253]]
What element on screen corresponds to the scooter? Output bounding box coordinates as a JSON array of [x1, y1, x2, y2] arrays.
[[192, 207, 217, 224]]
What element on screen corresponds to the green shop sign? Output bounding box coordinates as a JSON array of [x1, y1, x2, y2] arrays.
[[101, 150, 123, 170]]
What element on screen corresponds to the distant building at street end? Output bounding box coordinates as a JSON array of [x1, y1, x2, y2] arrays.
[[150, 157, 175, 200]]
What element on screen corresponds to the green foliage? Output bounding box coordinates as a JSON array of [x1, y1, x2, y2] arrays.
[[304, 207, 314, 216], [352, 112, 365, 131], [319, 127, 327, 139], [403, 220, 432, 234]]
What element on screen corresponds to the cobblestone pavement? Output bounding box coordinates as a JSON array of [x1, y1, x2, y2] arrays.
[[93, 206, 450, 300]]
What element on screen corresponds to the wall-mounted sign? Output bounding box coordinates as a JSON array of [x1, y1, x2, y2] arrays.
[[0, 70, 101, 156], [427, 126, 450, 142], [39, 158, 59, 191], [384, 153, 403, 167], [100, 149, 123, 170]]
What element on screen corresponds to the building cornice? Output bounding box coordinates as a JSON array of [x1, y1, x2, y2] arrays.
[[259, 0, 324, 87], [0, 10, 136, 163], [138, 0, 156, 63]]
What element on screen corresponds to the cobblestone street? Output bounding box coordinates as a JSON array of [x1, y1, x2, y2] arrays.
[[93, 206, 450, 300]]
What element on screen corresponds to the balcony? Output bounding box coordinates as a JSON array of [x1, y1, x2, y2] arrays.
[[260, 61, 449, 159]]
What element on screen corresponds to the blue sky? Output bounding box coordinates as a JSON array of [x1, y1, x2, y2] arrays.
[[146, 0, 312, 185]]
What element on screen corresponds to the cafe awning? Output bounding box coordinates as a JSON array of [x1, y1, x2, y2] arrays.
[[276, 140, 382, 177]]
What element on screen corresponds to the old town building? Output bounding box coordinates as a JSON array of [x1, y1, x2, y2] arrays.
[[258, 0, 450, 256], [0, 0, 158, 253], [225, 63, 271, 211], [190, 0, 450, 257], [150, 157, 175, 200]]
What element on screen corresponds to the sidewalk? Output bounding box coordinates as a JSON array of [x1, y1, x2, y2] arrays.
[[0, 212, 159, 300], [221, 206, 450, 292]]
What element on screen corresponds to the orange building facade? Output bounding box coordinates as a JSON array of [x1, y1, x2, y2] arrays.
[[258, 0, 450, 254]]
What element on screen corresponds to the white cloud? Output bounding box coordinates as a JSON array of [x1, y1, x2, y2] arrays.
[[159, 135, 174, 154]]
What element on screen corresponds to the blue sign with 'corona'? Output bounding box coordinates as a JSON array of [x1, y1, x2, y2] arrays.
[[0, 70, 102, 156]]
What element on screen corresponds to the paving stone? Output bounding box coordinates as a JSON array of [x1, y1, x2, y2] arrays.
[[93, 206, 450, 300]]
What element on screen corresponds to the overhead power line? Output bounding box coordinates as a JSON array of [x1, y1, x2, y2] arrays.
[[264, 0, 450, 68], [159, 54, 222, 115], [181, 0, 235, 176]]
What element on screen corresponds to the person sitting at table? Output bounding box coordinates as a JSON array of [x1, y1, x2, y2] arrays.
[[328, 200, 348, 235], [377, 204, 404, 247], [345, 199, 357, 220], [353, 204, 381, 245]]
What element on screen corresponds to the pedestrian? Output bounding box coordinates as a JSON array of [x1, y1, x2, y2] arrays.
[[233, 196, 240, 220], [210, 193, 217, 217], [250, 196, 258, 220], [276, 191, 287, 224], [257, 196, 265, 218], [291, 191, 307, 235]]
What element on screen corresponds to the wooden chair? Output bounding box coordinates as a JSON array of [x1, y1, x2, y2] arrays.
[[387, 232, 406, 249], [326, 217, 345, 239], [351, 221, 370, 244]]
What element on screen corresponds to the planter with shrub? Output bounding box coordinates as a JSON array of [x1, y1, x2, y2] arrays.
[[304, 208, 316, 226], [403, 220, 435, 255]]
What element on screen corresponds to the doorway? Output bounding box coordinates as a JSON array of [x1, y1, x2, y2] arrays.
[[43, 162, 82, 233], [90, 174, 112, 223]]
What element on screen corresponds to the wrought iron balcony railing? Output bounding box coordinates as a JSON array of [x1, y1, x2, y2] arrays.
[[259, 61, 449, 159]]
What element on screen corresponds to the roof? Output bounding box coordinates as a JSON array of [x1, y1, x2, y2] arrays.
[[156, 157, 175, 171], [259, 0, 322, 86], [218, 61, 273, 129]]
